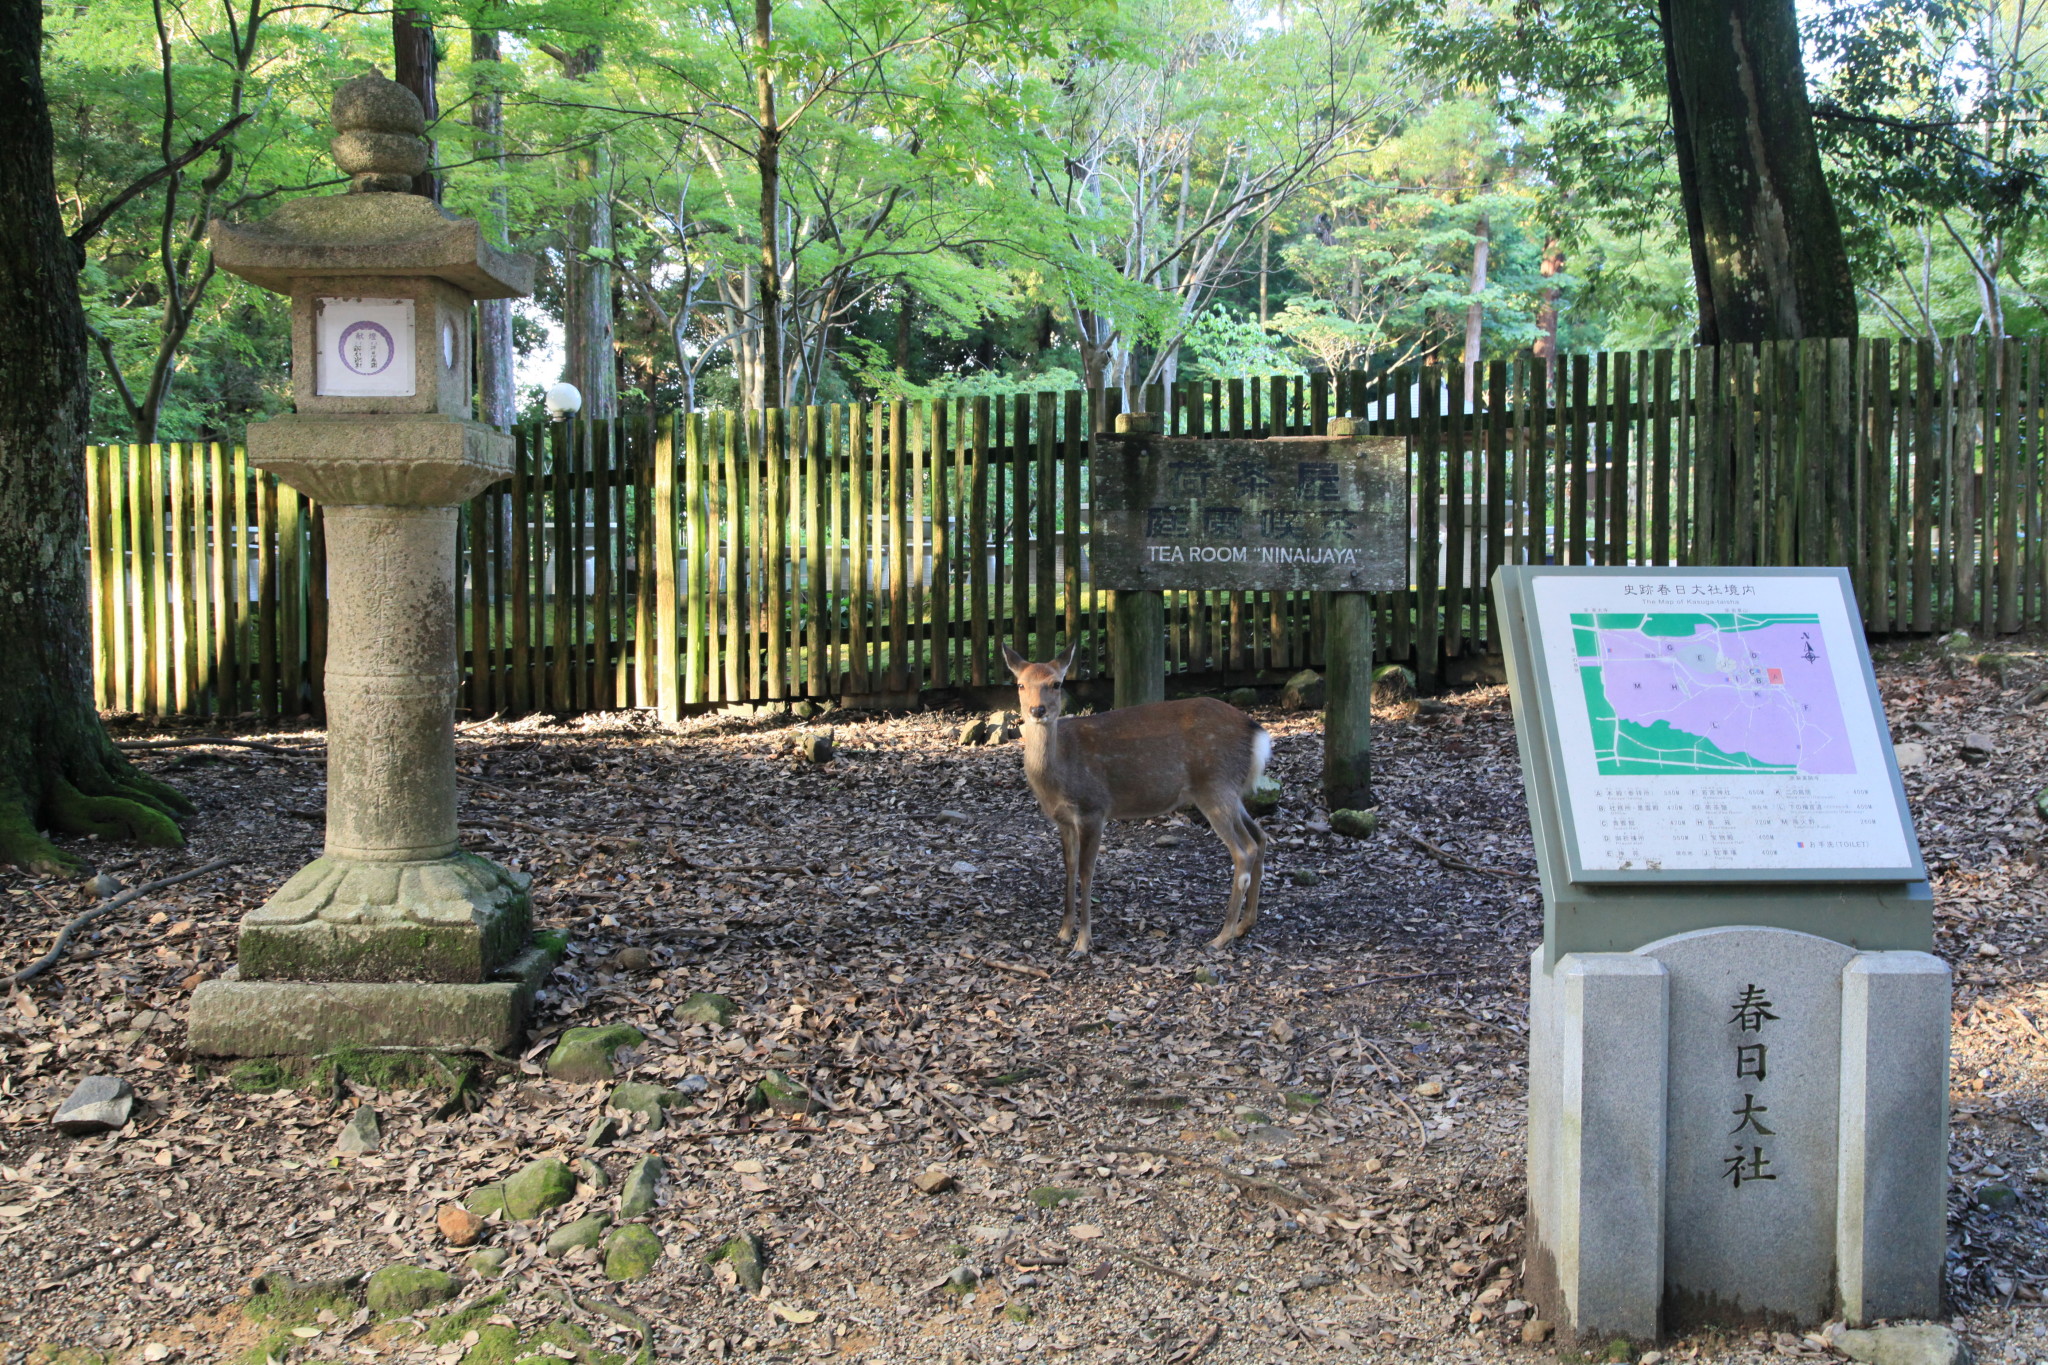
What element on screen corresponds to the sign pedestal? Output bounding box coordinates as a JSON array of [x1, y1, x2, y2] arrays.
[[1495, 566, 1947, 1342]]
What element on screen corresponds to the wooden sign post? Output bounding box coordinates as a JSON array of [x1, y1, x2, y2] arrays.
[[1092, 413, 1405, 810]]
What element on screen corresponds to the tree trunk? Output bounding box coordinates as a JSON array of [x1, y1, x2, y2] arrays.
[[1462, 214, 1490, 402], [471, 28, 515, 428], [393, 10, 439, 202], [1534, 236, 1561, 364], [558, 45, 617, 418], [754, 0, 784, 411], [1660, 0, 1857, 343], [0, 0, 190, 874]]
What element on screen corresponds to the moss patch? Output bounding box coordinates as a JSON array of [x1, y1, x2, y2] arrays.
[[228, 1048, 471, 1097]]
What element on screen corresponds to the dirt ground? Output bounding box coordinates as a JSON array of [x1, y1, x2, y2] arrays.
[[1, 638, 2044, 1365]]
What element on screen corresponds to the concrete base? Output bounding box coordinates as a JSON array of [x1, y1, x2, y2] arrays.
[[187, 943, 558, 1056], [237, 852, 530, 982], [1526, 933, 1949, 1343]]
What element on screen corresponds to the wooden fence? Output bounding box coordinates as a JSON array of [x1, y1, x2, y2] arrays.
[[82, 334, 2047, 720]]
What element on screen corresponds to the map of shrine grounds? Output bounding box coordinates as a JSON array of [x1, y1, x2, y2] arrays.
[[1573, 611, 1854, 776], [1503, 569, 1923, 882]]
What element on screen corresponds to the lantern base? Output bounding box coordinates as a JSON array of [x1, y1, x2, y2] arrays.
[[236, 851, 530, 983], [187, 942, 560, 1057]]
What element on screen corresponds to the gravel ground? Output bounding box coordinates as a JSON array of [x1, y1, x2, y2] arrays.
[[0, 638, 2044, 1365]]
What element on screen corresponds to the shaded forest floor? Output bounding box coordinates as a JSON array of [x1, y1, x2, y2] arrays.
[[2, 638, 2045, 1364]]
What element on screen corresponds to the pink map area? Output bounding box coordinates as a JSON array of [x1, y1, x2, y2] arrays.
[[1592, 618, 1854, 773]]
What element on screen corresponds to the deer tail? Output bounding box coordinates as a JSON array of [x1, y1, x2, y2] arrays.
[[1242, 726, 1272, 796]]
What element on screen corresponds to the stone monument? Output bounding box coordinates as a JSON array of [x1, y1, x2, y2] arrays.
[[188, 71, 554, 1056], [1495, 565, 1949, 1342]]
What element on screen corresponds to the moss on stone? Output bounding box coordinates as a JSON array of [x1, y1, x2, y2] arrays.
[[1028, 1186, 1082, 1209], [607, 1081, 680, 1129], [603, 1224, 663, 1281], [474, 1156, 575, 1220], [675, 990, 736, 1027], [546, 1024, 645, 1083], [544, 1212, 612, 1256], [748, 1069, 815, 1115], [366, 1264, 458, 1315], [703, 1232, 766, 1292]]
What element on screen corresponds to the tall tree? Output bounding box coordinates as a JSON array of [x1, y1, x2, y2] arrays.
[[0, 0, 191, 873], [394, 10, 441, 201], [541, 39, 619, 417], [471, 24, 516, 425], [1659, 0, 1857, 341]]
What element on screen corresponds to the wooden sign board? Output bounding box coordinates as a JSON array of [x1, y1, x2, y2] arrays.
[[1091, 433, 1407, 592]]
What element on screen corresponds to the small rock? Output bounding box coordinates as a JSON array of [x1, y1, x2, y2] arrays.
[[620, 1154, 666, 1218], [334, 1104, 380, 1155], [468, 1156, 578, 1221], [1640, 1353, 1665, 1365], [1153, 834, 1183, 848], [914, 1169, 957, 1195], [608, 1081, 682, 1131], [573, 1156, 609, 1191], [1831, 1323, 1973, 1365], [1028, 1186, 1082, 1209], [1234, 1106, 1272, 1124], [1269, 1018, 1296, 1044], [1372, 664, 1416, 702], [1289, 869, 1320, 887], [52, 1076, 134, 1135], [1521, 1320, 1554, 1345], [613, 946, 653, 973], [1193, 967, 1222, 985], [1893, 741, 1928, 770], [937, 809, 972, 825], [1283, 1091, 1323, 1112], [545, 1024, 644, 1083], [1416, 698, 1451, 716], [437, 1202, 486, 1247], [677, 1073, 711, 1095], [705, 1232, 766, 1292], [947, 1264, 981, 1294], [1414, 1080, 1444, 1097], [90, 871, 122, 899], [1280, 669, 1325, 711], [1246, 1124, 1294, 1145], [749, 1069, 815, 1115], [956, 719, 989, 746], [676, 990, 738, 1028], [605, 1224, 663, 1281], [1224, 686, 1259, 708], [792, 700, 818, 719], [948, 860, 980, 877], [1246, 774, 1282, 816], [799, 730, 835, 763], [1961, 732, 1996, 764], [1977, 653, 2019, 686], [1976, 1180, 2019, 1209], [364, 1264, 457, 1315], [584, 1115, 617, 1149], [1328, 808, 1378, 839], [989, 716, 1020, 743], [466, 1246, 511, 1279], [545, 1213, 613, 1256]]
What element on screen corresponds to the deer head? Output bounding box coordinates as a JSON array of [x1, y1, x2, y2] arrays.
[[1003, 642, 1080, 723]]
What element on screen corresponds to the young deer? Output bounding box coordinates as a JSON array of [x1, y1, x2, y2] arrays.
[[1004, 643, 1271, 954]]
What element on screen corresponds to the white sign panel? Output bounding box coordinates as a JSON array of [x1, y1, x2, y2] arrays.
[[1528, 570, 1918, 880], [316, 297, 416, 398]]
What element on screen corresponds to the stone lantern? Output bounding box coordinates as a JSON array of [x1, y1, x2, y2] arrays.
[[189, 72, 553, 1056]]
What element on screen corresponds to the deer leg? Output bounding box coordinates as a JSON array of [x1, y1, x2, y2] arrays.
[[1056, 818, 1081, 944], [1231, 808, 1269, 940], [1070, 815, 1103, 956], [1196, 806, 1261, 945]]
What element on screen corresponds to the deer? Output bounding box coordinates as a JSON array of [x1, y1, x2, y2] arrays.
[[1003, 642, 1271, 955]]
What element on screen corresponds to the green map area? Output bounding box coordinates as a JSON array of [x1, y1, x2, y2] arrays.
[[1572, 611, 1834, 776]]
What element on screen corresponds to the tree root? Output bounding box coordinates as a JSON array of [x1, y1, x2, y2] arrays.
[[0, 799, 73, 876], [46, 776, 185, 848]]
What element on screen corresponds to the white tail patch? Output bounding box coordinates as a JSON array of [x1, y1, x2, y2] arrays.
[[1242, 727, 1273, 796]]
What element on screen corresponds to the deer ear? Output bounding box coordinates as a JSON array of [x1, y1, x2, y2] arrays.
[[1001, 643, 1029, 677], [1054, 641, 1082, 678]]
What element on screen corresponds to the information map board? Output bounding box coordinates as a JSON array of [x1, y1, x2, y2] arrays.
[[1497, 567, 1923, 884], [1091, 433, 1407, 592]]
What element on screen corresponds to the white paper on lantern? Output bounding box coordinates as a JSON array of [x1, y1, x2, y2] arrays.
[[316, 297, 416, 397]]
